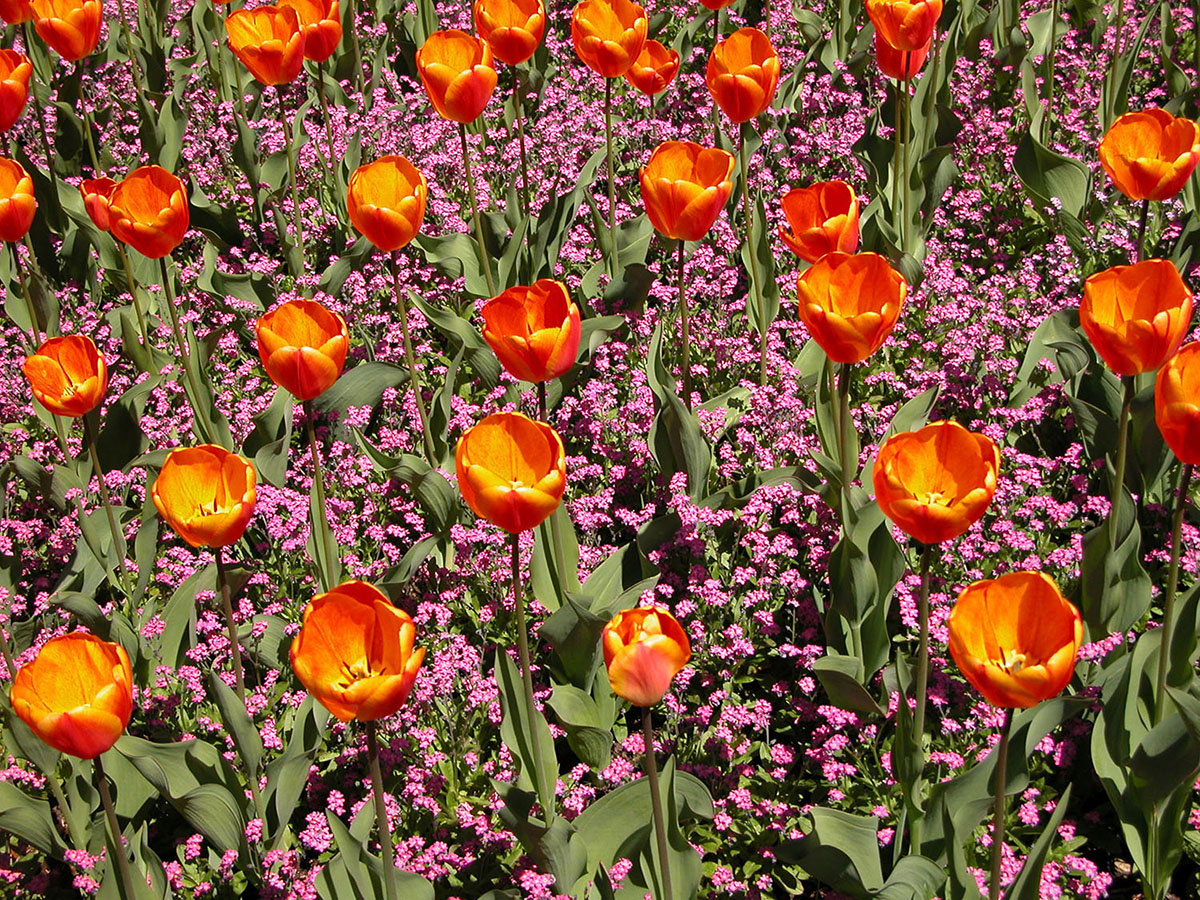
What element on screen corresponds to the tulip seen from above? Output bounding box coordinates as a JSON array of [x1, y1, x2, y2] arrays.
[[779, 180, 861, 263]]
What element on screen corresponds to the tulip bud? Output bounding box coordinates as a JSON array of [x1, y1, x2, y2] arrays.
[[152, 445, 257, 548], [947, 572, 1082, 709], [0, 156, 35, 243], [865, 0, 942, 52], [705, 27, 780, 124], [474, 0, 545, 66], [226, 5, 306, 86], [571, 0, 648, 79], [602, 606, 691, 707], [1099, 108, 1200, 202], [290, 581, 426, 722], [108, 166, 191, 259], [639, 140, 736, 242], [347, 155, 428, 253], [795, 251, 905, 364], [456, 412, 566, 533], [1155, 342, 1200, 466], [0, 50, 31, 133], [1080, 259, 1193, 377], [29, 0, 103, 60], [778, 181, 860, 262], [481, 280, 582, 383], [872, 421, 1001, 546], [0, 0, 33, 24], [416, 30, 498, 124], [873, 31, 930, 80], [79, 177, 116, 232], [10, 633, 134, 759], [256, 298, 350, 401], [624, 40, 680, 95], [23, 335, 109, 418], [278, 0, 342, 63]]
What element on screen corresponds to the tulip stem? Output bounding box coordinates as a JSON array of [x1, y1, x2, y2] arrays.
[[836, 362, 855, 512], [94, 756, 139, 900], [277, 93, 306, 277], [114, 0, 152, 121], [116, 244, 155, 367], [642, 708, 675, 900], [364, 721, 398, 900], [74, 65, 103, 174], [907, 541, 934, 853], [739, 127, 768, 386], [82, 415, 131, 596], [10, 241, 40, 348], [604, 77, 620, 278], [459, 124, 497, 298], [302, 400, 338, 591], [1110, 374, 1134, 547], [23, 23, 59, 190], [987, 708, 1015, 900], [214, 547, 248, 706], [1135, 198, 1149, 262], [902, 66, 911, 247], [712, 11, 721, 143], [314, 61, 339, 205], [537, 382, 547, 420], [513, 68, 531, 220], [158, 257, 213, 445], [512, 531, 554, 824], [1154, 463, 1193, 723], [676, 240, 694, 410], [389, 253, 437, 463]]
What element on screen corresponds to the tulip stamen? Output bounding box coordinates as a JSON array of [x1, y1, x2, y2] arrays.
[[999, 648, 1027, 674], [338, 659, 385, 688], [917, 489, 952, 507]]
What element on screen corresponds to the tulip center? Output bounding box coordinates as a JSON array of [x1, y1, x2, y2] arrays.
[[1000, 648, 1027, 674], [338, 659, 382, 687], [917, 490, 952, 507]]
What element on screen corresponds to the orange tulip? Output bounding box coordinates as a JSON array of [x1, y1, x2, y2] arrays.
[[10, 633, 133, 759], [602, 606, 691, 707], [23, 335, 108, 418], [1080, 259, 1193, 377], [108, 166, 190, 259], [571, 0, 648, 79], [865, 0, 942, 52], [29, 0, 102, 60], [152, 445, 257, 549], [639, 140, 736, 242], [1099, 109, 1200, 202], [225, 5, 305, 86], [481, 280, 582, 383], [1155, 342, 1200, 466], [874, 31, 930, 80], [705, 27, 780, 123], [79, 176, 116, 232], [289, 581, 425, 723], [0, 0, 33, 24], [795, 251, 906, 364], [278, 0, 341, 63], [474, 0, 545, 66], [624, 39, 679, 95], [872, 421, 1001, 546], [256, 298, 350, 401], [456, 412, 566, 533], [947, 572, 1082, 709], [347, 155, 428, 252], [0, 50, 31, 133], [0, 157, 35, 243], [415, 30, 498, 124], [778, 181, 860, 262]]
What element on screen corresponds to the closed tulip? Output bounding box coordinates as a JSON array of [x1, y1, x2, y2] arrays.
[[10, 633, 133, 759], [347, 155, 428, 252], [29, 0, 102, 60], [0, 0, 33, 24], [625, 40, 680, 95], [795, 251, 905, 363], [947, 572, 1082, 709], [256, 299, 349, 401], [108, 166, 190, 259], [415, 30, 497, 124], [639, 140, 736, 242], [705, 27, 780, 123], [225, 5, 305, 86], [481, 280, 582, 383], [874, 31, 930, 80], [571, 0, 648, 78], [456, 412, 566, 533], [0, 50, 31, 133], [0, 157, 35, 242], [602, 606, 691, 707], [1099, 109, 1200, 202], [1155, 342, 1200, 465], [778, 181, 860, 262], [23, 335, 108, 418], [474, 0, 545, 66], [278, 0, 342, 63], [152, 445, 257, 549], [1080, 259, 1193, 377], [873, 421, 1001, 546], [865, 0, 942, 52], [79, 177, 116, 232], [290, 581, 425, 722]]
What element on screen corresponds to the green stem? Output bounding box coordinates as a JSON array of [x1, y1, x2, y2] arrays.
[[604, 77, 620, 277], [75, 65, 102, 173], [738, 128, 767, 385], [11, 241, 40, 347], [1043, 0, 1058, 142], [514, 68, 531, 219], [901, 66, 911, 248], [114, 0, 153, 119], [314, 61, 339, 202], [908, 541, 934, 853], [512, 531, 554, 823], [1106, 0, 1126, 126], [677, 240, 692, 410], [891, 79, 902, 236], [1110, 375, 1134, 546], [459, 123, 497, 297], [158, 256, 212, 444], [23, 23, 58, 190], [1135, 198, 1149, 262], [278, 91, 306, 276], [642, 708, 675, 900], [537, 381, 546, 420], [837, 362, 854, 516], [302, 400, 338, 591], [347, 0, 365, 99], [116, 243, 155, 366], [214, 546, 247, 705], [988, 708, 1015, 900], [1154, 463, 1193, 723], [711, 11, 721, 143], [82, 415, 131, 595], [44, 771, 86, 850], [389, 252, 437, 462], [94, 756, 139, 900], [365, 721, 399, 900]]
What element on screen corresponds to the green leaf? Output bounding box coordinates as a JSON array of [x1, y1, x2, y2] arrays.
[[645, 322, 711, 501], [1005, 784, 1072, 900], [207, 671, 264, 778], [778, 807, 884, 897], [1008, 308, 1089, 407], [495, 651, 558, 818], [1078, 490, 1152, 636], [874, 855, 946, 900], [0, 781, 66, 856], [242, 387, 295, 489], [263, 696, 329, 845], [530, 505, 581, 613], [353, 431, 457, 534], [813, 654, 885, 716], [546, 685, 613, 770], [1012, 126, 1091, 219], [313, 361, 410, 417]]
